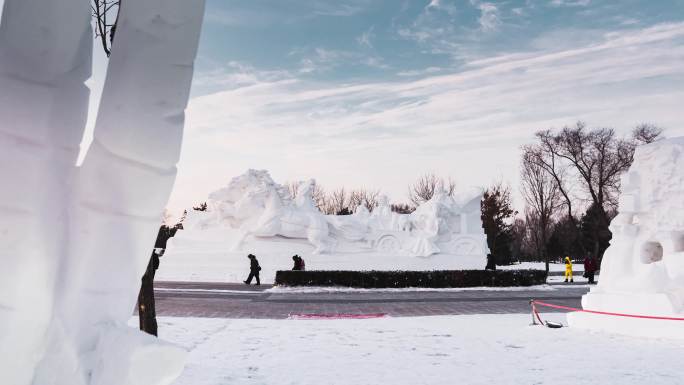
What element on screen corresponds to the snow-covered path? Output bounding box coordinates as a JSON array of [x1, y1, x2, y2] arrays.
[[156, 314, 684, 385]]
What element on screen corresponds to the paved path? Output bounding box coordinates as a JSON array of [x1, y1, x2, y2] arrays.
[[154, 281, 590, 319]]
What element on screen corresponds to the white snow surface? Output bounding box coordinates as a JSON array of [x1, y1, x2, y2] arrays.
[[499, 261, 570, 272], [157, 232, 487, 284], [571, 137, 684, 338], [152, 314, 684, 385]]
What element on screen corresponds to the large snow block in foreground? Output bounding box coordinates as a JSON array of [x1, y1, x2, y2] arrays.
[[0, 0, 205, 383], [569, 137, 684, 339]]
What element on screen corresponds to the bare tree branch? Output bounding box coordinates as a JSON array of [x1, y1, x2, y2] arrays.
[[407, 173, 455, 206], [632, 123, 664, 144], [91, 0, 120, 57]]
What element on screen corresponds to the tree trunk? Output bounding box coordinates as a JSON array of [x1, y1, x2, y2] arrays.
[[138, 251, 160, 336]]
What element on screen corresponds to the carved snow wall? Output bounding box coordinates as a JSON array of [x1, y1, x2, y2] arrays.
[[569, 137, 684, 339], [184, 169, 490, 258]]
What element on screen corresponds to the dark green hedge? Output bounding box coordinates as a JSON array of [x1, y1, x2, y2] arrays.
[[274, 269, 547, 288]]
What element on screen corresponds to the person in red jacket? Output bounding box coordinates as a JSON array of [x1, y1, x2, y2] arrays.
[[583, 256, 598, 284]]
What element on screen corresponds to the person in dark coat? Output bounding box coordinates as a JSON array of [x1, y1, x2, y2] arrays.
[[243, 254, 261, 285], [583, 256, 598, 284], [291, 255, 306, 271], [485, 254, 496, 270], [292, 255, 301, 271]]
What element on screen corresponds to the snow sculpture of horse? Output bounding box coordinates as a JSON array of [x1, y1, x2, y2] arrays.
[[209, 170, 334, 253]]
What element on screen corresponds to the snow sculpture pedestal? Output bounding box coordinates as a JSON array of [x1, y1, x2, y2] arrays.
[[568, 138, 684, 339]]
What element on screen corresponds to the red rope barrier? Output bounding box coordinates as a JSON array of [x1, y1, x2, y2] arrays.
[[531, 301, 544, 325], [532, 300, 684, 321]]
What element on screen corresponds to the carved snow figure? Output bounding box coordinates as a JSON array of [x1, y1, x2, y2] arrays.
[[0, 0, 205, 384], [368, 195, 395, 230], [407, 187, 489, 257], [569, 137, 684, 339], [210, 171, 334, 253], [187, 170, 489, 259]]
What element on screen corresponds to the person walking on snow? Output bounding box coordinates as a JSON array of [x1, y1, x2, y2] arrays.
[[564, 256, 574, 283], [244, 254, 261, 285]]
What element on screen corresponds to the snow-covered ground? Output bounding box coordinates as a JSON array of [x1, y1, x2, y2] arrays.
[[157, 231, 487, 284], [153, 314, 683, 385], [156, 229, 591, 285], [499, 261, 577, 272]]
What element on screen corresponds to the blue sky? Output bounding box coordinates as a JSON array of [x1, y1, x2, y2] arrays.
[[161, 0, 684, 213], [3, 0, 678, 212], [160, 0, 684, 213], [192, 0, 682, 94]]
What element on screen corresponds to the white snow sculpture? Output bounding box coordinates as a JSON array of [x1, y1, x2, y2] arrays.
[[186, 170, 489, 259], [406, 186, 488, 257], [569, 137, 684, 338], [0, 0, 205, 384], [209, 170, 334, 253]]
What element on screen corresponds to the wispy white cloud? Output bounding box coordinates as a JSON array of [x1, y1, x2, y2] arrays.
[[194, 61, 292, 90], [357, 27, 375, 48], [474, 2, 500, 32], [310, 0, 372, 16], [169, 22, 684, 211], [397, 66, 443, 77], [204, 0, 370, 27], [291, 47, 389, 73], [397, 0, 503, 60], [362, 56, 390, 69], [425, 0, 458, 15], [616, 17, 640, 26], [549, 0, 591, 7]]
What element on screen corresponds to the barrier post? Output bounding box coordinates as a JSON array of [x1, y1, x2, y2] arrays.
[[530, 300, 539, 325]]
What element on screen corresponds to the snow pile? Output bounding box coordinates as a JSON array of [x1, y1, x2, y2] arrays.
[[158, 315, 684, 385], [181, 169, 489, 258], [569, 137, 684, 338], [0, 0, 204, 384]]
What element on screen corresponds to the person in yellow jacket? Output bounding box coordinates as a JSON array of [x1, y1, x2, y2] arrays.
[[564, 256, 574, 283]]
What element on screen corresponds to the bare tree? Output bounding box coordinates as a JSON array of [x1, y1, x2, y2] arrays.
[[391, 203, 416, 214], [632, 123, 664, 144], [531, 121, 663, 258], [349, 188, 381, 212], [532, 130, 577, 225], [92, 0, 120, 57], [327, 187, 349, 215], [408, 173, 456, 206], [510, 217, 527, 261], [521, 147, 563, 272]]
